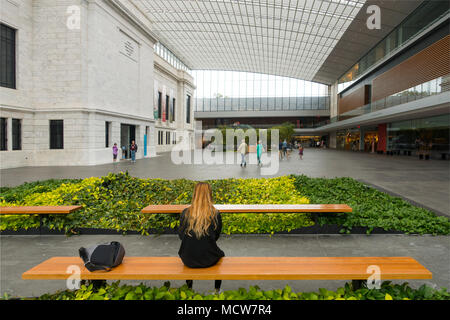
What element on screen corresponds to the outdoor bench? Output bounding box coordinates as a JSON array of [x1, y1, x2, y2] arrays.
[[22, 256, 432, 290], [141, 204, 352, 214], [0, 206, 82, 233], [0, 206, 82, 215]]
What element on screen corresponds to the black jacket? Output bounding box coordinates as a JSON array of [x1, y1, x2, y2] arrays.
[[178, 208, 225, 268]]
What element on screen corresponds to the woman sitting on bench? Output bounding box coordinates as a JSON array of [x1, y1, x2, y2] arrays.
[[178, 182, 225, 292]]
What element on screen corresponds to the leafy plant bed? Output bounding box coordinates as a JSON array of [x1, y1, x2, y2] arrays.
[[292, 175, 450, 235], [1, 172, 449, 235], [0, 225, 405, 236], [5, 281, 449, 300]]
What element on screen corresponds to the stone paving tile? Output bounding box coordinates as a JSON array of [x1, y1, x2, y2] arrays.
[[1, 149, 448, 215]]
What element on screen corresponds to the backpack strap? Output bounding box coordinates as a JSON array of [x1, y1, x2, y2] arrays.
[[84, 260, 112, 272]]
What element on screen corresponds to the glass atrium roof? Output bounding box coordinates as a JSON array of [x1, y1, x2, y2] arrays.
[[136, 0, 366, 81]]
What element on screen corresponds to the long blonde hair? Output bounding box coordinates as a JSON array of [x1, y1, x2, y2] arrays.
[[185, 182, 218, 238]]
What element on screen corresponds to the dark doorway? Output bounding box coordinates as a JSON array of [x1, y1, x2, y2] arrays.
[[120, 124, 136, 159]]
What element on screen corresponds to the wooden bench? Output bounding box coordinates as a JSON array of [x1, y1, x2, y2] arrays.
[[22, 256, 431, 290], [0, 206, 82, 215], [0, 206, 82, 233], [141, 204, 352, 214]]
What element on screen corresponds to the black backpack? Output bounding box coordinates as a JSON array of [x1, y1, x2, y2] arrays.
[[79, 241, 125, 272]]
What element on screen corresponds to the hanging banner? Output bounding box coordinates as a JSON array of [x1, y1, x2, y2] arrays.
[[154, 81, 159, 119], [170, 88, 174, 122]]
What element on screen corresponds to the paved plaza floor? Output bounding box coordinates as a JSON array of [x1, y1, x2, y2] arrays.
[[1, 234, 449, 297], [1, 148, 449, 216], [1, 149, 449, 298]]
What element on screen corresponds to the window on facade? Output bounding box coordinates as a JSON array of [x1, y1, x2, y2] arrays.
[[12, 118, 21, 150], [186, 95, 191, 123], [50, 120, 64, 149], [172, 132, 176, 144], [0, 23, 16, 89], [171, 98, 176, 122], [0, 118, 7, 151], [166, 131, 170, 145], [158, 131, 164, 145], [105, 122, 111, 148], [158, 92, 162, 119]]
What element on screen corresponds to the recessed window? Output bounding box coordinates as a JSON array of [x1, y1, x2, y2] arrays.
[[158, 131, 163, 145], [0, 118, 7, 151], [166, 131, 170, 145], [186, 95, 191, 124], [0, 23, 16, 89], [12, 118, 21, 150], [105, 121, 111, 148], [158, 92, 162, 119], [49, 120, 64, 149], [172, 98, 176, 122]]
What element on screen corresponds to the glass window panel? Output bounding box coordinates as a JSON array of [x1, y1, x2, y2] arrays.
[[50, 120, 64, 149], [12, 118, 21, 150], [0, 117, 6, 150]]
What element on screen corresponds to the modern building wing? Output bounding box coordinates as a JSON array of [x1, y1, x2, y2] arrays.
[[313, 0, 424, 84]]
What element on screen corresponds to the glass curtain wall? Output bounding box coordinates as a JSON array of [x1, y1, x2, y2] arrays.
[[192, 70, 329, 112], [338, 0, 449, 91], [387, 114, 450, 158]]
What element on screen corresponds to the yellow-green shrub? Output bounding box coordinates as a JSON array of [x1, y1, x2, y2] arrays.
[[0, 173, 313, 234]]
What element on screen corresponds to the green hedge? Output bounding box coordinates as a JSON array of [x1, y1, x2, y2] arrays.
[[0, 172, 313, 235], [292, 175, 450, 235], [9, 281, 449, 300], [1, 172, 449, 235]]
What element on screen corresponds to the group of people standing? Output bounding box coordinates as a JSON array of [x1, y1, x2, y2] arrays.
[[112, 140, 138, 163], [279, 140, 304, 160], [237, 138, 305, 167]]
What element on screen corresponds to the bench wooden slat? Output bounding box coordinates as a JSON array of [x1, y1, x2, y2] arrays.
[[0, 206, 82, 215], [22, 257, 431, 281], [141, 204, 352, 214]]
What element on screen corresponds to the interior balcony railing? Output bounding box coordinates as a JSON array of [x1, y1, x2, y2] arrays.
[[327, 75, 449, 125], [194, 96, 330, 112]]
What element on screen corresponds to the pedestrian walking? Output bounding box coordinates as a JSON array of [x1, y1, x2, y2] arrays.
[[299, 144, 304, 160], [282, 139, 288, 158], [237, 139, 247, 167]]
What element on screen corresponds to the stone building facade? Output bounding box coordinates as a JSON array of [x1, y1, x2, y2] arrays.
[[0, 0, 195, 169]]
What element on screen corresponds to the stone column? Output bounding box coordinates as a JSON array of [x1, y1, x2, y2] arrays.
[[359, 127, 365, 151]]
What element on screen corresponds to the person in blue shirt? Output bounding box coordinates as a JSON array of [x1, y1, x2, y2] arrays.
[[282, 140, 288, 158], [256, 140, 263, 166]]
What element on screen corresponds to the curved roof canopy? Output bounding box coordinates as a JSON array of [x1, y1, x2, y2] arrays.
[[134, 0, 367, 82]]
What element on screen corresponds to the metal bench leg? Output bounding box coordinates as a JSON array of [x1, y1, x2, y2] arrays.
[[215, 280, 222, 291], [352, 280, 364, 290], [39, 215, 43, 235]]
